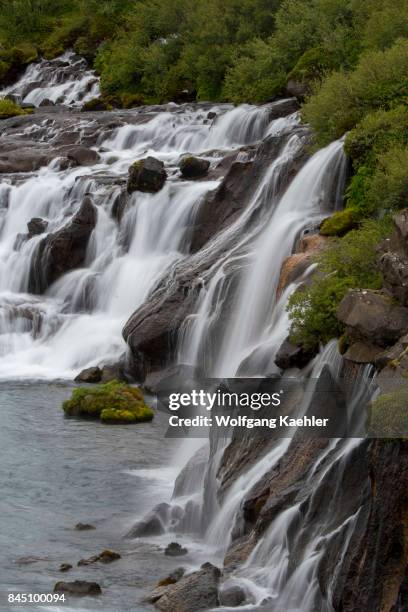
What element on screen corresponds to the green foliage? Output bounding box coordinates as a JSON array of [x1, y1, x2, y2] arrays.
[[366, 147, 408, 214], [288, 218, 393, 348], [62, 380, 154, 424], [303, 39, 408, 145], [0, 98, 32, 119], [345, 106, 408, 167], [320, 209, 360, 237], [369, 384, 408, 439]]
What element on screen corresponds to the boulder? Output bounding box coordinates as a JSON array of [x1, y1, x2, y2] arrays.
[[218, 584, 247, 607], [74, 366, 102, 383], [27, 217, 48, 236], [39, 98, 55, 107], [179, 156, 210, 179], [153, 562, 221, 611], [343, 341, 383, 365], [28, 196, 97, 294], [337, 290, 408, 348], [127, 157, 167, 193], [267, 97, 300, 120], [53, 581, 102, 597], [75, 522, 95, 531], [164, 542, 188, 557], [65, 146, 101, 167], [127, 503, 171, 538], [157, 568, 186, 587], [275, 338, 318, 370], [59, 563, 72, 572], [78, 550, 121, 566], [286, 78, 309, 99], [100, 362, 127, 383]]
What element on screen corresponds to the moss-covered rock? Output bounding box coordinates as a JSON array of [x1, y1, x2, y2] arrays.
[[81, 97, 112, 112], [369, 385, 408, 438], [0, 44, 38, 86], [62, 380, 153, 424], [0, 98, 32, 119], [320, 209, 360, 237], [127, 157, 167, 194]]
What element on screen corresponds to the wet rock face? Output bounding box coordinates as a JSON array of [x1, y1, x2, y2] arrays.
[[127, 156, 167, 193], [331, 440, 408, 612], [337, 290, 408, 348], [28, 196, 97, 294], [153, 562, 221, 611], [74, 366, 102, 383], [27, 217, 48, 236], [123, 129, 311, 378], [275, 337, 318, 370]]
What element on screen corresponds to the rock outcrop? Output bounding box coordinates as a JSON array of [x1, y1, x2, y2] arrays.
[[28, 196, 97, 294], [337, 290, 408, 348], [153, 562, 221, 611], [53, 580, 102, 596]]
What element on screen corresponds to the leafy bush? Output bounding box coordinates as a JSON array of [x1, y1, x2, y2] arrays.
[[366, 147, 408, 214], [303, 39, 408, 145], [288, 218, 393, 348]]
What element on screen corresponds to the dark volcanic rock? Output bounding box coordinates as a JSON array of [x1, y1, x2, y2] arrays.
[[127, 503, 171, 537], [331, 440, 408, 612], [27, 217, 48, 236], [164, 542, 188, 557], [127, 157, 167, 193], [64, 146, 101, 167], [74, 366, 102, 383], [53, 580, 102, 596], [179, 156, 210, 179], [78, 550, 121, 566], [275, 337, 318, 370], [28, 196, 97, 294], [153, 562, 221, 611], [75, 522, 95, 531], [59, 563, 73, 572], [379, 251, 408, 306], [218, 583, 247, 607], [337, 290, 408, 348]]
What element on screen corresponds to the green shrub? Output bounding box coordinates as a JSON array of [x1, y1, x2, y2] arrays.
[[0, 98, 31, 119], [62, 380, 154, 425], [320, 208, 360, 237], [288, 217, 393, 348], [366, 147, 408, 214], [303, 39, 408, 146], [345, 106, 408, 167]]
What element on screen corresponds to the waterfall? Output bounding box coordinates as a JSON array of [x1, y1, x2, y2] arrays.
[[0, 100, 291, 379], [0, 51, 100, 107]]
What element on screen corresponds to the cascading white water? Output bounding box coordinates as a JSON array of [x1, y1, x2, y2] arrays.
[[0, 100, 288, 379], [0, 51, 100, 107]]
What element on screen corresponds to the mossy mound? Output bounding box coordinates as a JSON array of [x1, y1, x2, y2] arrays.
[[369, 385, 408, 439], [63, 380, 153, 424], [320, 209, 360, 237], [0, 98, 32, 120]]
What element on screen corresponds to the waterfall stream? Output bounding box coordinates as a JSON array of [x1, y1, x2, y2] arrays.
[[0, 55, 378, 611]]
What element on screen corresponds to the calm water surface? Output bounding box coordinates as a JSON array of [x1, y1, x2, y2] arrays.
[[0, 382, 182, 612]]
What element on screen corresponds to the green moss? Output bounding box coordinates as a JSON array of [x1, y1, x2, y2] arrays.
[[320, 209, 360, 237], [0, 98, 32, 119], [369, 385, 408, 438], [62, 380, 153, 425], [338, 334, 350, 355]]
